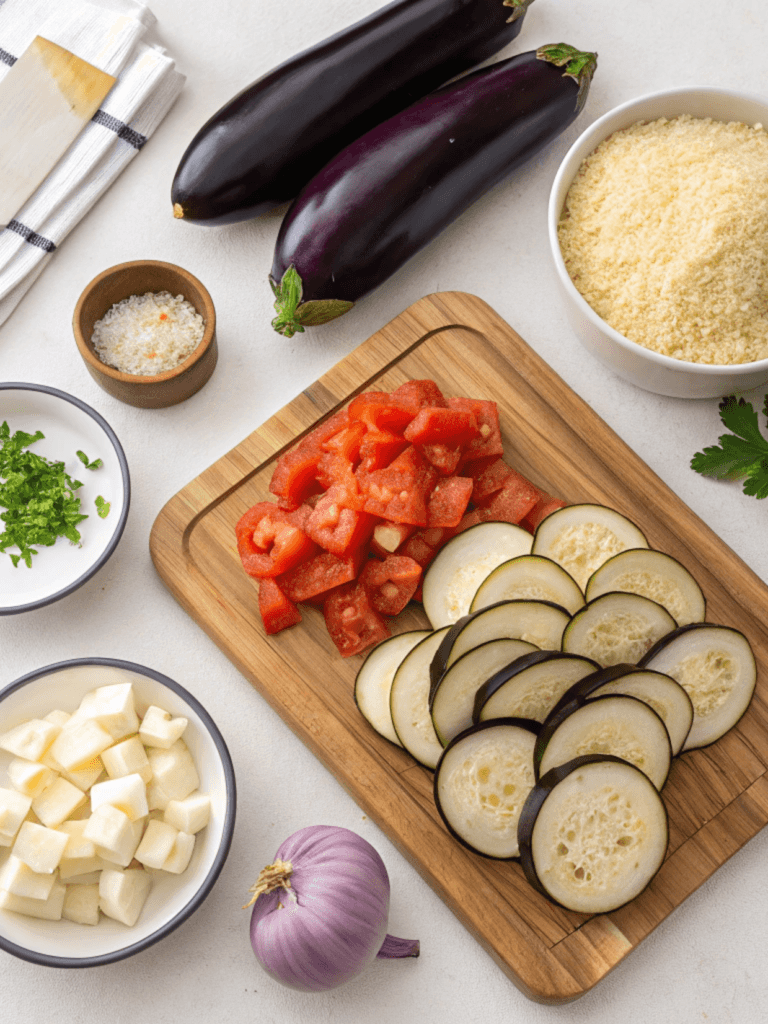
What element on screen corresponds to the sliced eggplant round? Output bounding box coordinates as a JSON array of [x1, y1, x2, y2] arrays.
[[434, 719, 538, 858], [390, 626, 451, 769], [584, 668, 693, 757], [639, 623, 757, 751], [355, 629, 431, 746], [474, 652, 599, 726], [430, 638, 537, 746], [585, 548, 705, 627], [562, 591, 677, 667], [470, 554, 585, 615], [440, 600, 569, 677], [422, 522, 533, 628], [535, 693, 672, 790], [518, 754, 669, 913], [531, 504, 649, 591]]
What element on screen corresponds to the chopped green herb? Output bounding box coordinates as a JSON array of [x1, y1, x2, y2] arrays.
[[691, 395, 768, 499], [95, 496, 111, 519], [76, 450, 103, 471], [0, 421, 89, 567]]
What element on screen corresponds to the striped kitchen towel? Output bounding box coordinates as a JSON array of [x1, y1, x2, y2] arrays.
[[0, 0, 185, 327]]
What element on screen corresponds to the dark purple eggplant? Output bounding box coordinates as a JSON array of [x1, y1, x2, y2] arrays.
[[270, 43, 597, 336], [172, 0, 536, 225]]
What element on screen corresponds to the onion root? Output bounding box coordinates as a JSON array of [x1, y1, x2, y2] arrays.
[[243, 858, 294, 909]]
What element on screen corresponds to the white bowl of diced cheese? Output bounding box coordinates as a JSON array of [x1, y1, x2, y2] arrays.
[[0, 658, 236, 967], [549, 86, 768, 398]]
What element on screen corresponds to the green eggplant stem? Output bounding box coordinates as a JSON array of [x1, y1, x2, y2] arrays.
[[502, 0, 536, 23], [270, 265, 354, 337], [536, 43, 598, 114]]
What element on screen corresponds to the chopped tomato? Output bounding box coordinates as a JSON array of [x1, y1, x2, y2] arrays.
[[401, 526, 452, 567], [360, 555, 422, 616], [357, 446, 437, 525], [321, 421, 366, 460], [404, 407, 480, 447], [316, 452, 365, 510], [427, 476, 473, 527], [389, 379, 448, 412], [278, 549, 364, 603], [358, 429, 410, 471], [522, 493, 568, 532], [323, 582, 390, 657], [420, 442, 463, 475], [464, 457, 516, 503], [477, 468, 539, 524], [347, 392, 414, 432], [269, 409, 350, 506], [448, 397, 503, 463], [236, 502, 317, 578], [305, 489, 377, 556], [258, 578, 302, 634]]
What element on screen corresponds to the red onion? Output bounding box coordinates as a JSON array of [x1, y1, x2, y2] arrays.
[[244, 825, 419, 991]]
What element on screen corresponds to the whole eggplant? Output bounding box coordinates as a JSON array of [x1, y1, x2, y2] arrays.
[[171, 0, 536, 225], [270, 44, 597, 336]]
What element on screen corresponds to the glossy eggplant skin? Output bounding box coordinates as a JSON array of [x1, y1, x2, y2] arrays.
[[172, 0, 535, 225], [270, 45, 596, 336]]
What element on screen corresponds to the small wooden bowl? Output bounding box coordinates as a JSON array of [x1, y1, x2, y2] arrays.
[[73, 260, 217, 408]]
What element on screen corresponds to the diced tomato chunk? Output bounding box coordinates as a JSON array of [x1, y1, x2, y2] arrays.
[[477, 469, 539, 525], [301, 408, 350, 449], [258, 578, 302, 635], [357, 446, 437, 525], [358, 429, 410, 471], [323, 582, 390, 657], [321, 422, 366, 460], [305, 489, 376, 556], [420, 442, 463, 475], [389, 379, 448, 412], [236, 502, 318, 578], [401, 525, 454, 567], [347, 393, 413, 432], [465, 457, 516, 503], [404, 407, 480, 447], [269, 410, 350, 506], [448, 397, 504, 463], [315, 451, 365, 509], [278, 549, 364, 603], [427, 476, 473, 527], [522, 494, 568, 532], [360, 555, 422, 616]]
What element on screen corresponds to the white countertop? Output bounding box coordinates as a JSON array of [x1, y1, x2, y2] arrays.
[[2, 0, 767, 1019]]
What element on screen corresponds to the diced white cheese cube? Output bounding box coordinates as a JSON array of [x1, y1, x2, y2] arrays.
[[139, 706, 188, 749], [90, 774, 148, 822], [62, 883, 100, 926], [57, 820, 100, 879], [99, 868, 151, 926], [0, 788, 33, 840], [58, 757, 104, 793], [6, 758, 57, 799], [161, 831, 195, 875], [12, 821, 68, 874], [49, 719, 113, 771], [135, 819, 178, 869], [58, 870, 102, 885], [96, 816, 145, 868], [0, 854, 57, 900], [164, 793, 211, 835], [146, 741, 199, 801], [101, 736, 152, 784], [84, 807, 144, 868], [146, 779, 170, 811], [43, 710, 71, 728], [0, 881, 66, 920], [0, 719, 60, 761], [32, 777, 87, 828], [71, 683, 139, 742]]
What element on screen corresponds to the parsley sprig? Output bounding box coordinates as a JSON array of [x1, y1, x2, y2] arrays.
[[691, 395, 768, 499], [0, 421, 91, 567]]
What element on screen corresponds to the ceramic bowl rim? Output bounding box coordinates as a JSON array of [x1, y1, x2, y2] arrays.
[[548, 85, 768, 379], [0, 657, 237, 968], [72, 260, 216, 385], [0, 383, 131, 615]]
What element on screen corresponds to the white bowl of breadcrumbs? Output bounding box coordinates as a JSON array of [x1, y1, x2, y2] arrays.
[[549, 87, 768, 398]]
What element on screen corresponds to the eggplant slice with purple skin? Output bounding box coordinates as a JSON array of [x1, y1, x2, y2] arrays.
[[270, 43, 597, 336], [518, 754, 669, 913], [171, 0, 536, 225]]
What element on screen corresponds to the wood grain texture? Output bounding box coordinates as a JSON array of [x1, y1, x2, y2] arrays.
[[149, 292, 768, 1003]]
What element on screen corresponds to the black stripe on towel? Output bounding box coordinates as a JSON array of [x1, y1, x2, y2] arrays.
[[0, 47, 16, 67], [91, 109, 147, 150], [6, 221, 56, 253]]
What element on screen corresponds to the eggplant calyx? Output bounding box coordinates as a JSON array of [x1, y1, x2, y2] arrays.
[[502, 0, 536, 24], [536, 43, 598, 114], [271, 265, 354, 337]]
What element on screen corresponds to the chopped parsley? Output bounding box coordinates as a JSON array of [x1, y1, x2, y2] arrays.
[[95, 496, 111, 518], [0, 421, 108, 567], [691, 395, 768, 499]]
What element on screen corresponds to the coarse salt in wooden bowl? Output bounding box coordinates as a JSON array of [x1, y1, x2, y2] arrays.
[[72, 260, 217, 409]]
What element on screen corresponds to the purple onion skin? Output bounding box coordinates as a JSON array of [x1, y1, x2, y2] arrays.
[[172, 0, 535, 225], [270, 47, 595, 334], [249, 826, 418, 992]]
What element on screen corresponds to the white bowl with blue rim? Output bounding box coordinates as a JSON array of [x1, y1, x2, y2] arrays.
[[0, 658, 236, 967], [0, 383, 130, 613], [548, 86, 768, 399]]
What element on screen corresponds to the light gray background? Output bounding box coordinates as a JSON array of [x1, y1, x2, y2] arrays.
[[1, 0, 767, 1020]]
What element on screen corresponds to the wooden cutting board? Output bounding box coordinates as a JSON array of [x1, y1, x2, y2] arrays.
[[149, 292, 768, 1003]]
